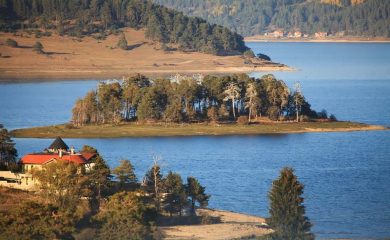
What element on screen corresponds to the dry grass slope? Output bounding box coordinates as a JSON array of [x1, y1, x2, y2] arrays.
[[0, 28, 291, 81], [10, 121, 388, 138]]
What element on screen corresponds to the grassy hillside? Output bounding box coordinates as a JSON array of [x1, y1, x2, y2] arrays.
[[0, 0, 248, 56], [153, 0, 390, 37], [1, 29, 289, 80]]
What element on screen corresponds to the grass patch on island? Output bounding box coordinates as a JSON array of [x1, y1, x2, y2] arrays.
[[10, 121, 387, 138]]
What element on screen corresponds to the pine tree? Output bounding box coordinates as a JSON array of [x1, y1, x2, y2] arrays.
[[163, 171, 187, 216], [267, 167, 314, 240], [186, 176, 209, 216], [0, 124, 17, 170], [117, 32, 128, 50], [33, 41, 44, 54], [143, 157, 164, 210], [113, 159, 137, 189]]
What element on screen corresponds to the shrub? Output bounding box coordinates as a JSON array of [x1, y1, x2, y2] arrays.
[[237, 116, 249, 125], [317, 109, 328, 119], [5, 38, 17, 47], [33, 41, 44, 54], [218, 105, 230, 120], [35, 31, 42, 38], [300, 115, 312, 122], [243, 49, 255, 58], [267, 106, 280, 121], [329, 114, 337, 121], [117, 33, 128, 50], [257, 53, 271, 61], [207, 106, 219, 122]]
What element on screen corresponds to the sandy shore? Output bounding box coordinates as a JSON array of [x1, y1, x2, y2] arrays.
[[159, 208, 272, 240], [0, 29, 292, 81]]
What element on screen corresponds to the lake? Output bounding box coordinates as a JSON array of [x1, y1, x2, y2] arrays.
[[1, 42, 390, 239]]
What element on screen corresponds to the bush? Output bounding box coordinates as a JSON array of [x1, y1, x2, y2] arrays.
[[329, 114, 337, 121], [243, 49, 255, 58], [237, 116, 249, 125], [117, 33, 128, 50], [317, 109, 328, 119], [257, 53, 271, 61], [5, 38, 17, 47], [300, 115, 312, 122], [267, 106, 280, 121], [33, 41, 44, 54], [207, 106, 219, 122], [218, 105, 230, 120]]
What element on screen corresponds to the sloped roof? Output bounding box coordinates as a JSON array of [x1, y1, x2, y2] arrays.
[[21, 153, 88, 165], [80, 152, 96, 161], [48, 137, 69, 150]]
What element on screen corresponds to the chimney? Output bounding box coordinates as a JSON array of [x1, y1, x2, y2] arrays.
[[59, 149, 63, 158], [70, 146, 75, 155]]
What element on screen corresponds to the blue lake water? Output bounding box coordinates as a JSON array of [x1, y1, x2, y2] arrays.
[[1, 42, 390, 239]]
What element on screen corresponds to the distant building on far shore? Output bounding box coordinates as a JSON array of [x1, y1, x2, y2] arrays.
[[315, 32, 328, 38], [293, 31, 302, 38], [0, 137, 95, 191], [265, 30, 284, 38]]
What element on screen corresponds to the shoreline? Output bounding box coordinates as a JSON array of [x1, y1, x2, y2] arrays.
[[159, 208, 271, 240], [10, 122, 388, 139], [0, 65, 294, 83], [245, 38, 390, 43]]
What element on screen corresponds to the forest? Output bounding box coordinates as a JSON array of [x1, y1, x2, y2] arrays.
[[153, 0, 390, 37], [0, 0, 248, 55], [71, 73, 334, 126]]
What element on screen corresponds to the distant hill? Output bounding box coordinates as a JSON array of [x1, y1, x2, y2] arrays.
[[0, 0, 248, 56], [153, 0, 390, 37]]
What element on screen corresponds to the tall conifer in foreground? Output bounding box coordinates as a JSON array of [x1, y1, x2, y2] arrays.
[[267, 167, 314, 240]]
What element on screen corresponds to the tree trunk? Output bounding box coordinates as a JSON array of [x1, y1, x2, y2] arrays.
[[232, 97, 236, 119], [191, 198, 196, 216], [248, 98, 252, 123], [295, 98, 299, 122]]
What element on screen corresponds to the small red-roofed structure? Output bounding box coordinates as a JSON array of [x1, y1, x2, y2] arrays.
[[0, 137, 96, 191]]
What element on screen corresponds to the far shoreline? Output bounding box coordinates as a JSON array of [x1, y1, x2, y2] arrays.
[[245, 38, 390, 43], [0, 66, 295, 83]]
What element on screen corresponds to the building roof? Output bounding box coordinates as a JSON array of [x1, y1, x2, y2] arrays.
[[48, 136, 69, 151], [21, 153, 91, 165], [80, 152, 96, 161]]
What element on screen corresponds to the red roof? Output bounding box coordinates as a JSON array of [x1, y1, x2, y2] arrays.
[[80, 152, 96, 161], [21, 153, 89, 165]]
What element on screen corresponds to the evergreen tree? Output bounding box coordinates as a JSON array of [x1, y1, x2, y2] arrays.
[[143, 158, 164, 210], [117, 32, 128, 50], [0, 124, 17, 170], [95, 191, 157, 240], [186, 176, 209, 216], [164, 97, 184, 123], [87, 155, 112, 204], [267, 167, 314, 240], [163, 171, 187, 216], [113, 159, 137, 189], [33, 41, 44, 54]]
